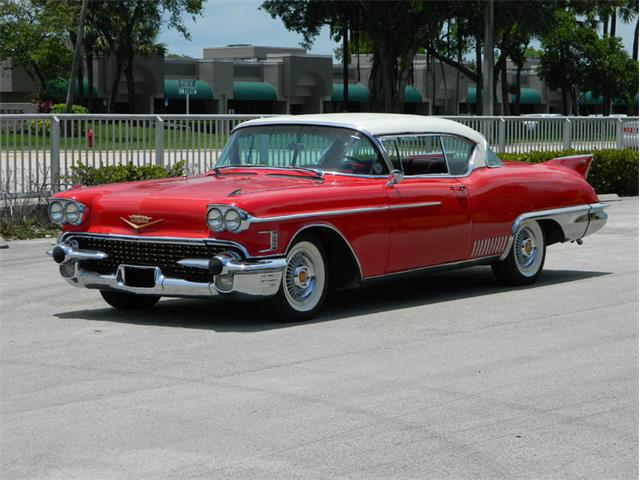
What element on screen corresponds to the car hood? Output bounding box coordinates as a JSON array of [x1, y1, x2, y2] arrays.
[[60, 171, 326, 237]]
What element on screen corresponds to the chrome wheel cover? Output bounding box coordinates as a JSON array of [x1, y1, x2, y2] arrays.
[[514, 222, 543, 277], [283, 241, 325, 312]]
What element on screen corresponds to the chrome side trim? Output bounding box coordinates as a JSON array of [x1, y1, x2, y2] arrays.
[[58, 232, 250, 258], [389, 201, 442, 210], [499, 203, 609, 261], [250, 201, 441, 223], [250, 205, 387, 223]]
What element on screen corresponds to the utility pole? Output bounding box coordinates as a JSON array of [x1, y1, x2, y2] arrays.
[[482, 0, 494, 115], [65, 0, 89, 113]]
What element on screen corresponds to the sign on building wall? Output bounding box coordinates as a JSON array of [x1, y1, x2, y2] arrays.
[[0, 103, 37, 114]]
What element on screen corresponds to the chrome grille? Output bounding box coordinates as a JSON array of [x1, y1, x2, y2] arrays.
[[72, 236, 241, 282]]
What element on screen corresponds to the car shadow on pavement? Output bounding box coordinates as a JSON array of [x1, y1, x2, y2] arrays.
[[54, 266, 610, 332]]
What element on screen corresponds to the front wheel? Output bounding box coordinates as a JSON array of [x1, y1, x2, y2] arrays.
[[100, 290, 160, 310], [269, 235, 328, 321], [492, 220, 546, 285]]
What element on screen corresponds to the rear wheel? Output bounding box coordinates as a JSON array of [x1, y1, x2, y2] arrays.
[[270, 235, 328, 321], [100, 291, 160, 310], [492, 220, 546, 285]]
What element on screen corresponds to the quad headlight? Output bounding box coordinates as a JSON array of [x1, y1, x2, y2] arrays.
[[224, 209, 242, 232], [48, 199, 86, 225], [206, 208, 224, 232], [206, 205, 249, 233]]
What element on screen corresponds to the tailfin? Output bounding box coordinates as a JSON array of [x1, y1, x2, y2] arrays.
[[544, 154, 593, 178]]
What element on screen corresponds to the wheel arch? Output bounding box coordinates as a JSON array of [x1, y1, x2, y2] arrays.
[[287, 223, 363, 292], [537, 219, 565, 246]]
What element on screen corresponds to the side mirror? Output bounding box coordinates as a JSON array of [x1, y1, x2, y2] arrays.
[[386, 169, 404, 187]]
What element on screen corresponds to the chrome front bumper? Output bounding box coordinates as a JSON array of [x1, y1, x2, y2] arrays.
[[47, 242, 286, 298]]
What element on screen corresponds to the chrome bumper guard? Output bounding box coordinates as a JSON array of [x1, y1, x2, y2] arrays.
[[47, 243, 286, 298]]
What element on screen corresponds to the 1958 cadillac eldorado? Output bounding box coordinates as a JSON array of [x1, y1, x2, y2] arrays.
[[47, 113, 608, 320]]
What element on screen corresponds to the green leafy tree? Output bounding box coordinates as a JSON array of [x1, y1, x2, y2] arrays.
[[538, 10, 599, 115], [88, 0, 203, 112], [264, 0, 448, 113], [0, 0, 74, 99], [579, 35, 638, 114]]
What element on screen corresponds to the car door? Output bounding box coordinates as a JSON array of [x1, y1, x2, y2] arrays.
[[380, 135, 472, 274]]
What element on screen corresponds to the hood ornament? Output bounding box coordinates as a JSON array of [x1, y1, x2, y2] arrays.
[[121, 214, 164, 230]]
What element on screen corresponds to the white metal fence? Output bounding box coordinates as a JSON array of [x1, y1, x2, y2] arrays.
[[0, 114, 637, 197]]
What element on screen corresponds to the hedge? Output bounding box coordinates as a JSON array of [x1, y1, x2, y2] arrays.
[[500, 149, 638, 197], [67, 160, 186, 186]]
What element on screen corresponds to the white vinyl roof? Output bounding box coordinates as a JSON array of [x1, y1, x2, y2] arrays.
[[238, 113, 486, 144]]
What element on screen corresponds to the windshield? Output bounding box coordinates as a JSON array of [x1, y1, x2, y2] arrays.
[[217, 125, 389, 175]]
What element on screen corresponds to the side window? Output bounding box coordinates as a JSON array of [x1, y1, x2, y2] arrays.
[[380, 138, 402, 171], [382, 135, 448, 175], [440, 137, 475, 175], [341, 135, 388, 175], [486, 146, 503, 167]]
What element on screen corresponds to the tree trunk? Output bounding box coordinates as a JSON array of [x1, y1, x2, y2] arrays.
[[439, 59, 448, 115], [513, 64, 522, 116], [475, 33, 483, 115], [602, 13, 609, 38], [570, 87, 578, 116], [86, 53, 94, 112], [610, 8, 617, 37], [500, 54, 509, 116], [124, 52, 136, 114], [342, 20, 349, 111], [76, 60, 84, 107], [633, 19, 638, 62], [109, 56, 123, 113], [561, 88, 568, 116]]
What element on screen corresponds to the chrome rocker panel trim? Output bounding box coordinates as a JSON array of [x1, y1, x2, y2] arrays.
[[499, 202, 608, 260]]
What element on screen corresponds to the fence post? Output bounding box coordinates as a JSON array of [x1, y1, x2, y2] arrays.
[[155, 116, 164, 166], [615, 118, 623, 148], [51, 115, 60, 193], [498, 117, 506, 153], [562, 117, 572, 150]]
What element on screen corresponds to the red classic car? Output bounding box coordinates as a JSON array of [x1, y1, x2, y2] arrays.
[[47, 113, 608, 320]]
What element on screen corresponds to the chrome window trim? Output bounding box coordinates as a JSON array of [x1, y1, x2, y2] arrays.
[[376, 133, 478, 178], [58, 232, 250, 258], [229, 121, 395, 177]]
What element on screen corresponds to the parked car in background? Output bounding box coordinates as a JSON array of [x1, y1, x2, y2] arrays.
[[47, 114, 608, 320]]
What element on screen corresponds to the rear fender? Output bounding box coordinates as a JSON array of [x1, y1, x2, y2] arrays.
[[544, 154, 593, 178]]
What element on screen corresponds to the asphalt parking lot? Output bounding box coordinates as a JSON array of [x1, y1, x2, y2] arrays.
[[1, 199, 637, 480]]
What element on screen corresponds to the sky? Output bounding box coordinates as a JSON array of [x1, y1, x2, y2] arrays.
[[158, 0, 637, 60]]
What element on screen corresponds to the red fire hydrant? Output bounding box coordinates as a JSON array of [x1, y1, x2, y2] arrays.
[[87, 128, 93, 147]]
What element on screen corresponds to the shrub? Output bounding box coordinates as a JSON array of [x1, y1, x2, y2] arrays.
[[499, 149, 638, 196], [67, 160, 186, 186], [28, 104, 89, 136]]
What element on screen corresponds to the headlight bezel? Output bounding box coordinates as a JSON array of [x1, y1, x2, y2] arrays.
[[47, 198, 87, 226], [206, 205, 250, 233]]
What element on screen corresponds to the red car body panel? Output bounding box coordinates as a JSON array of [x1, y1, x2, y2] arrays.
[[56, 157, 599, 279]]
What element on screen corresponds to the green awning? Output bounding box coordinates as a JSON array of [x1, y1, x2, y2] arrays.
[[233, 81, 277, 101], [578, 91, 639, 106], [510, 87, 542, 104], [164, 79, 214, 100], [468, 86, 541, 104], [332, 83, 369, 102], [46, 78, 98, 97], [404, 85, 422, 103]]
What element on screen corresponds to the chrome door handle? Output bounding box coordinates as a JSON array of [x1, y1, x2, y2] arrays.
[[450, 185, 466, 191]]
